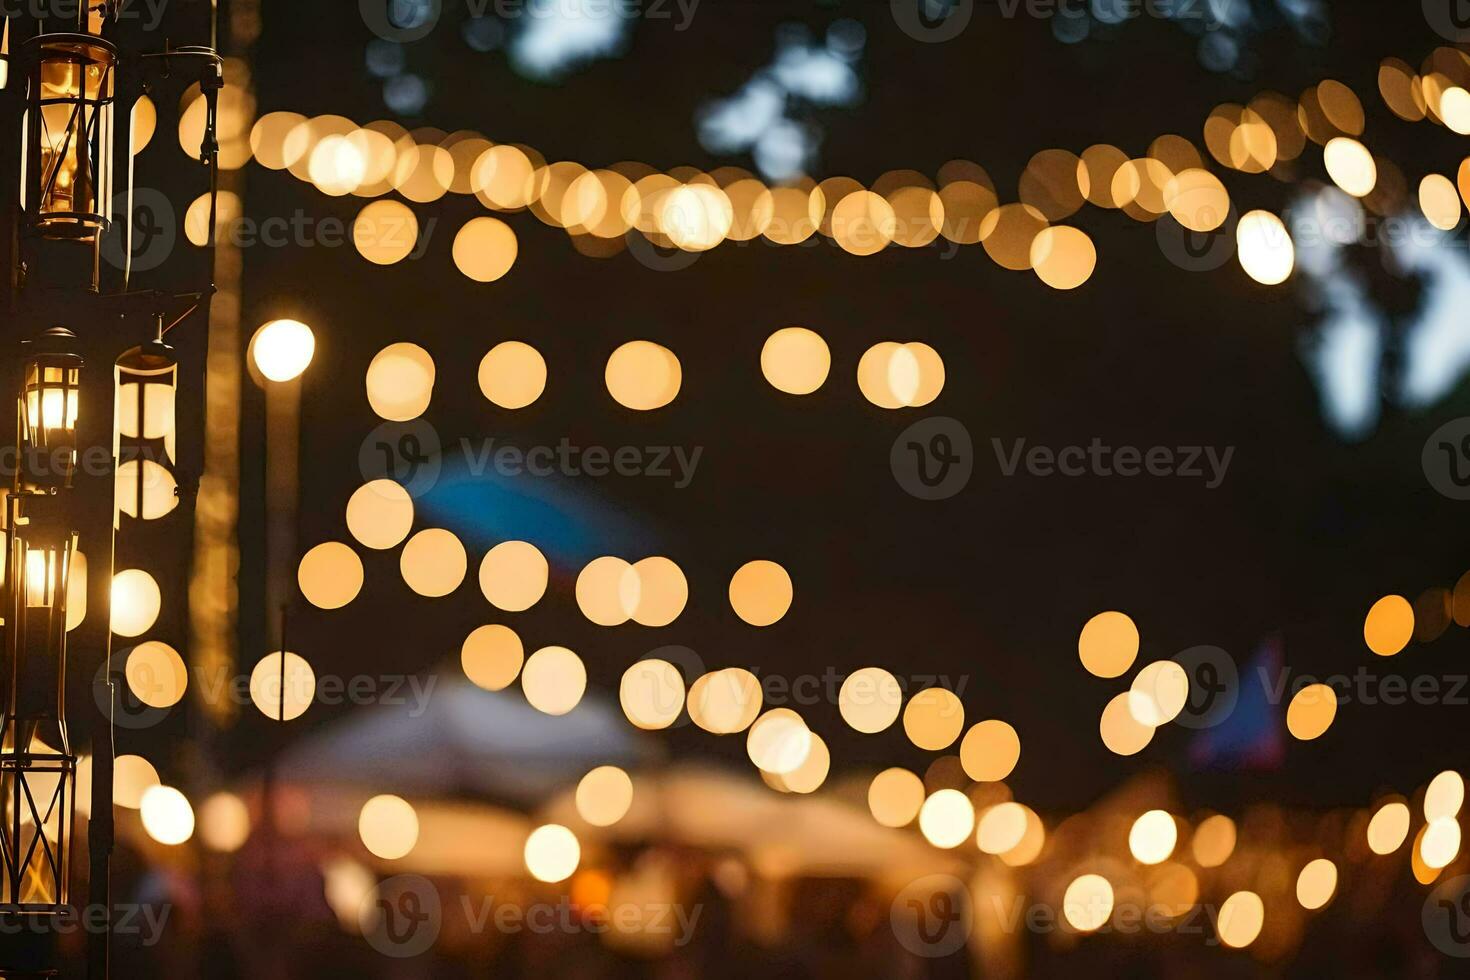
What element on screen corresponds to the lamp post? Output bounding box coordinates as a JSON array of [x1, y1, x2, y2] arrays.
[[0, 4, 221, 979]]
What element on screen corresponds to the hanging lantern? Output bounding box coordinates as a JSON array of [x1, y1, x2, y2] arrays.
[[115, 339, 179, 521], [18, 33, 116, 242], [18, 328, 83, 493], [1, 493, 78, 915]]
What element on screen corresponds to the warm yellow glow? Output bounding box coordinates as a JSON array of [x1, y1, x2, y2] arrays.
[[251, 111, 309, 170], [1127, 660, 1189, 726], [1193, 814, 1236, 867], [479, 540, 548, 612], [1100, 692, 1155, 756], [1286, 683, 1338, 740], [777, 732, 830, 794], [110, 568, 161, 637], [400, 528, 467, 597], [66, 551, 86, 632], [839, 668, 903, 734], [358, 794, 418, 860], [1422, 818, 1463, 869], [576, 767, 634, 827], [366, 342, 435, 421], [688, 668, 763, 734], [113, 755, 161, 809], [297, 541, 364, 610], [1063, 874, 1114, 932], [199, 792, 251, 853], [461, 624, 524, 692], [1434, 84, 1470, 133], [1420, 174, 1463, 231], [250, 319, 315, 382], [1367, 801, 1411, 854], [308, 134, 368, 196], [728, 559, 793, 626], [115, 460, 180, 521], [746, 708, 812, 774], [1236, 210, 1295, 285], [605, 341, 681, 411], [761, 327, 831, 395], [918, 789, 975, 849], [977, 802, 1029, 854], [140, 786, 195, 846], [999, 807, 1046, 866], [1425, 771, 1465, 821], [868, 768, 925, 828], [249, 651, 315, 721], [392, 144, 453, 203], [1216, 891, 1264, 948], [125, 641, 187, 709], [478, 341, 546, 409], [131, 95, 157, 154], [453, 216, 519, 282], [629, 556, 688, 627], [521, 646, 586, 716], [959, 719, 1020, 782], [620, 659, 686, 730], [1364, 594, 1414, 656], [575, 556, 638, 626], [1164, 169, 1230, 232], [1078, 611, 1139, 679], [525, 824, 581, 883], [856, 341, 945, 409], [1324, 138, 1377, 197], [472, 144, 538, 210], [659, 184, 734, 251], [1030, 226, 1097, 290], [1295, 858, 1337, 910], [353, 200, 419, 265], [345, 480, 414, 551], [903, 687, 965, 751], [830, 190, 896, 256], [1128, 810, 1178, 864], [980, 203, 1049, 270]]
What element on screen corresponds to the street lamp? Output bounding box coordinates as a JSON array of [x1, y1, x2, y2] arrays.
[[116, 336, 180, 521], [18, 327, 82, 492], [1, 492, 79, 915], [20, 33, 115, 242]]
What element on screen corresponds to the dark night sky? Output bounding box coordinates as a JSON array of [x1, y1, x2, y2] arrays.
[[148, 0, 1470, 817]]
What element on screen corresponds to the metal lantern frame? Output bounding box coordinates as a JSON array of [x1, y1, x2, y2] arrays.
[[0, 492, 78, 917], [18, 32, 116, 242], [115, 336, 179, 521], [18, 327, 83, 492]]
